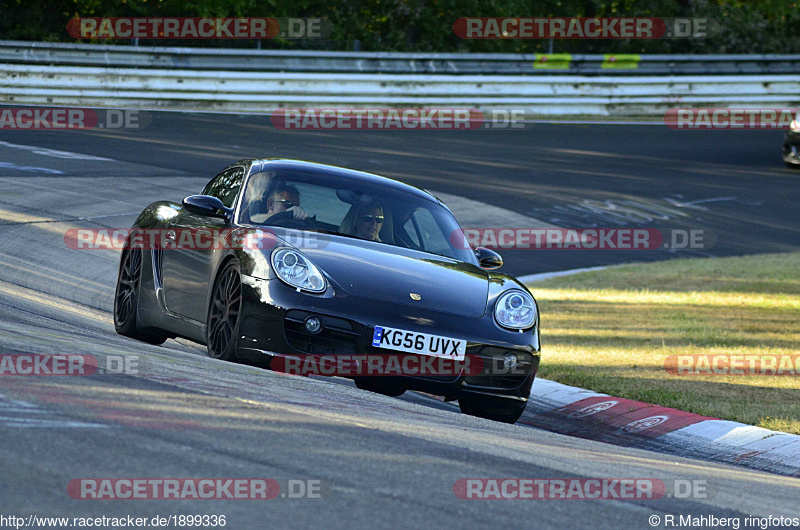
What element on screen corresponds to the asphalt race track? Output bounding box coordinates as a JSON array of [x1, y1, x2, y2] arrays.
[[0, 110, 798, 528]]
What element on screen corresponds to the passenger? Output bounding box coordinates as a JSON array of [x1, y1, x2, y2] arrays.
[[340, 202, 384, 241]]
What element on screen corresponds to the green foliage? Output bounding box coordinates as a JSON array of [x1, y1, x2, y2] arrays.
[[2, 0, 798, 52]]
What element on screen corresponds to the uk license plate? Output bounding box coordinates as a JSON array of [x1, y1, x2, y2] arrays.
[[371, 326, 466, 360]]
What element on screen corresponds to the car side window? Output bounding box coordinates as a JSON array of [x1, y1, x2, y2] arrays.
[[405, 207, 451, 254], [203, 166, 245, 208], [401, 217, 422, 248]]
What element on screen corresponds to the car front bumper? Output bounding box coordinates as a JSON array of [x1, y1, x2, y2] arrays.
[[236, 275, 540, 402]]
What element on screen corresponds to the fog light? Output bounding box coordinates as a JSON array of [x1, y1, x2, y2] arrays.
[[304, 316, 323, 334], [503, 352, 518, 371]]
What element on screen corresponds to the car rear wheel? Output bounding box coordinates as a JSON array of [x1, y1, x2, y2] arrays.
[[114, 248, 169, 345], [354, 377, 407, 397], [206, 260, 242, 362], [459, 394, 526, 424]]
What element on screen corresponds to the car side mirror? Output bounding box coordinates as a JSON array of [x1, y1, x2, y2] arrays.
[[182, 195, 231, 219], [475, 247, 503, 270]]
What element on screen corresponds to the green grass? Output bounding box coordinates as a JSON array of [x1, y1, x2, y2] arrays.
[[526, 252, 800, 433]]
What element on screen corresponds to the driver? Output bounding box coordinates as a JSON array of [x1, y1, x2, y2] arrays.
[[264, 184, 308, 222]]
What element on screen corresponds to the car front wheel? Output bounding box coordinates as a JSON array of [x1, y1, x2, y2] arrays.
[[206, 260, 243, 362]]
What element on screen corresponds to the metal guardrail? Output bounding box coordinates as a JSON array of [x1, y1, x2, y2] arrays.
[[2, 40, 800, 75], [1, 41, 799, 115], [3, 64, 798, 115]]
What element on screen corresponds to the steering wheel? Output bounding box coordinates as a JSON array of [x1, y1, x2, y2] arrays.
[[265, 210, 315, 228]]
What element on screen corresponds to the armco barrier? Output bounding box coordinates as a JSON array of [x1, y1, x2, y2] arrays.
[[3, 40, 800, 75], [1, 41, 799, 116]]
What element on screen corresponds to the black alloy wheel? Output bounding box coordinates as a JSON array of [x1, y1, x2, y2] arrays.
[[206, 260, 243, 361], [114, 247, 168, 345]]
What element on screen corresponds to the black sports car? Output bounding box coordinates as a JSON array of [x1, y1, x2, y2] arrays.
[[783, 111, 800, 168], [114, 159, 541, 423]]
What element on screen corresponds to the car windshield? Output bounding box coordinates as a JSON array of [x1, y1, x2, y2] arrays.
[[238, 168, 476, 263]]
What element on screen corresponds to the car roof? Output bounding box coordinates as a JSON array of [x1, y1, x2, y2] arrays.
[[234, 158, 439, 203]]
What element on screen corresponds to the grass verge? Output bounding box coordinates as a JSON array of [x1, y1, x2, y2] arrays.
[[525, 252, 800, 434]]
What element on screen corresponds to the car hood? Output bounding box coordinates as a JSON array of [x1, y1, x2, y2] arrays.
[[288, 234, 489, 318]]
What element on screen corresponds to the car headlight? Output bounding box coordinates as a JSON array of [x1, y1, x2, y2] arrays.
[[271, 248, 326, 293], [494, 290, 537, 330]]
